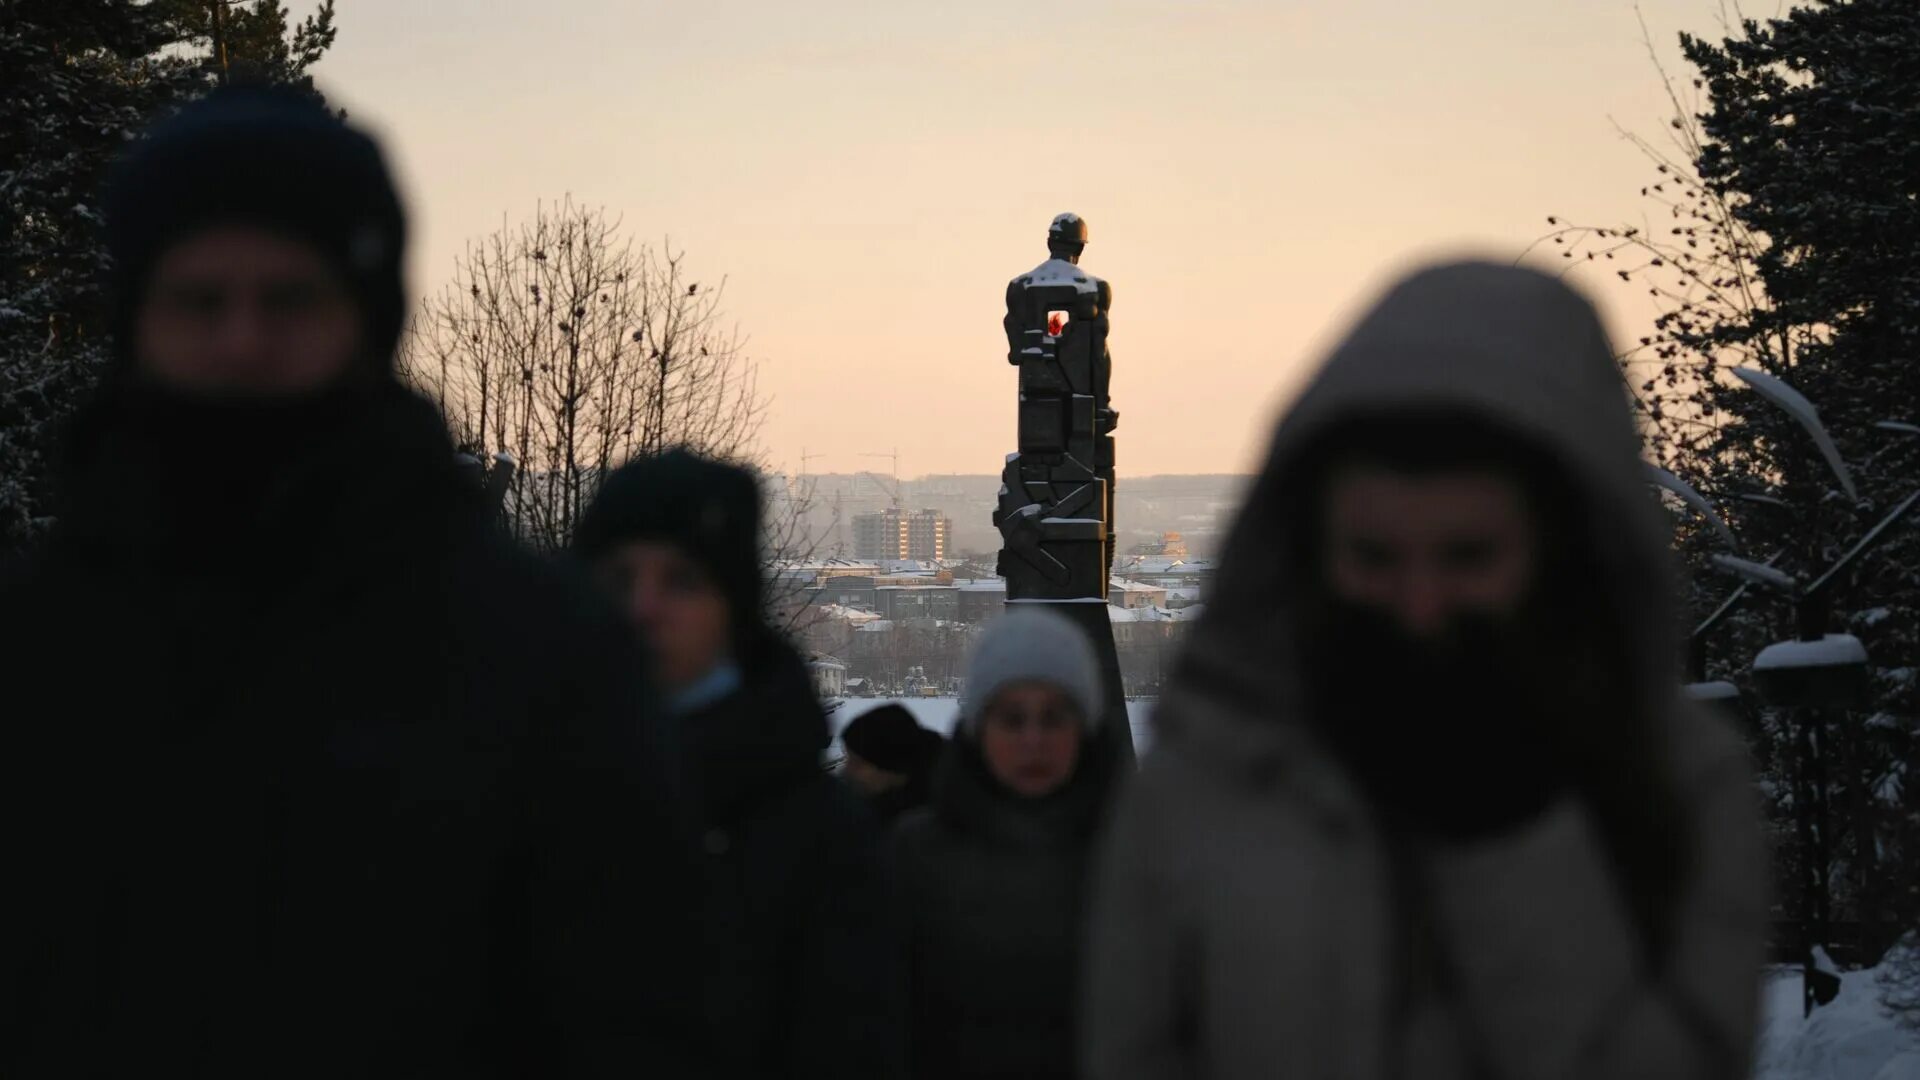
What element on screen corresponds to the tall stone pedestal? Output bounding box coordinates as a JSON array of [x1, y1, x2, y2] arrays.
[[993, 213, 1132, 759]]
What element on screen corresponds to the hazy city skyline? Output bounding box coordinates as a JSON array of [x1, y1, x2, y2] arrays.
[[303, 0, 1731, 475]]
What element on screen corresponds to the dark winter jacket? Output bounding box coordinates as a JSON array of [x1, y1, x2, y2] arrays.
[[892, 711, 1126, 1080], [683, 635, 907, 1080], [842, 705, 945, 828], [0, 382, 706, 1079], [864, 768, 936, 827], [1084, 263, 1766, 1080]]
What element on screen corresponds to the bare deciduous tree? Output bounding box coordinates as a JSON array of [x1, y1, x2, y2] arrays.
[[402, 199, 765, 551], [402, 198, 830, 640]]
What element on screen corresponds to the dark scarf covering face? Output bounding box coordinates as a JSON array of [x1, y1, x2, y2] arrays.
[[1298, 600, 1569, 835], [51, 375, 470, 578]]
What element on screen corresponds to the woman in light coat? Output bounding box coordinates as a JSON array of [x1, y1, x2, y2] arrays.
[[1083, 262, 1766, 1080]]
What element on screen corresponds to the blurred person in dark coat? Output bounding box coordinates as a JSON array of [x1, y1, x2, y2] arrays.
[[1084, 263, 1766, 1080], [575, 449, 906, 1080], [0, 86, 704, 1079], [840, 703, 945, 826]]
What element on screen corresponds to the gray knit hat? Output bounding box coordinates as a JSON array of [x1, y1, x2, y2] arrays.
[[959, 608, 1104, 735]]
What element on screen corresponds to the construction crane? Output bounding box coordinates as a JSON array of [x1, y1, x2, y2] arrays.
[[858, 448, 902, 508]]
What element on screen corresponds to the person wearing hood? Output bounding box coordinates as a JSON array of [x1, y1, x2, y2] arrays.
[[841, 704, 946, 825], [0, 87, 704, 1077], [893, 608, 1126, 1080], [1083, 263, 1765, 1080], [573, 449, 906, 1080]]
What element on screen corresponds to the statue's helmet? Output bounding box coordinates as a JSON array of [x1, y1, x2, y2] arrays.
[[1048, 213, 1088, 256]]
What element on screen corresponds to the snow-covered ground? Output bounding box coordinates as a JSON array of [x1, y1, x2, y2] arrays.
[[1756, 960, 1920, 1080], [827, 696, 1157, 756]]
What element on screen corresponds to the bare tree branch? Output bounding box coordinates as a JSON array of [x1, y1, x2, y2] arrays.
[[400, 198, 828, 641]]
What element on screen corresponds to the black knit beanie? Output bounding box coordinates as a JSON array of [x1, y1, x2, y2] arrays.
[[573, 450, 766, 655], [842, 705, 941, 775], [103, 84, 408, 376]]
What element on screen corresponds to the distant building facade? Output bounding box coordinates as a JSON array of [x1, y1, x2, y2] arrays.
[[954, 578, 1007, 625], [784, 559, 1201, 698], [876, 584, 959, 622], [852, 508, 952, 561], [1109, 578, 1170, 610], [806, 656, 848, 698]]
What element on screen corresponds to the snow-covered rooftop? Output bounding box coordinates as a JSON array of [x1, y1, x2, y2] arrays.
[[1108, 604, 1204, 624], [768, 557, 885, 576], [879, 560, 941, 574], [1115, 555, 1218, 577]]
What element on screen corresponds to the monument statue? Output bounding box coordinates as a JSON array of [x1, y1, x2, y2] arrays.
[[994, 213, 1131, 755]]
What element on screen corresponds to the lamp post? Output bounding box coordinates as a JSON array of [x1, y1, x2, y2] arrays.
[[1720, 371, 1917, 1013], [1668, 367, 1918, 1015]]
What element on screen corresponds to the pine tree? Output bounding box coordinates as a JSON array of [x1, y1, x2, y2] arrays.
[[0, 1, 199, 549], [159, 1, 337, 98], [1681, 0, 1920, 990], [0, 1, 338, 556], [1545, 0, 1919, 1007]]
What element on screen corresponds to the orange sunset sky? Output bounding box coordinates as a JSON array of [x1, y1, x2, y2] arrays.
[[302, 0, 1735, 477]]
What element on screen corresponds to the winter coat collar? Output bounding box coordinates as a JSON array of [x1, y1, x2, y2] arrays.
[[682, 636, 830, 823], [670, 660, 743, 715], [929, 714, 1125, 851]]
